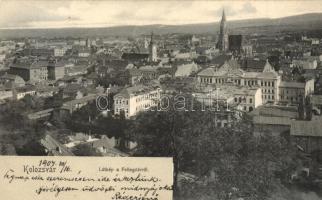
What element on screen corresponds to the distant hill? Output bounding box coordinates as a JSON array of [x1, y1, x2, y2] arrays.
[[0, 13, 322, 39]]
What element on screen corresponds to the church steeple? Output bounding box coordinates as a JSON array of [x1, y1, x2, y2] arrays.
[[216, 9, 228, 52], [221, 9, 226, 23]]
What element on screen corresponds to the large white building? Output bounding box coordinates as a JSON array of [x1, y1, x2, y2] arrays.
[[194, 85, 262, 112], [197, 59, 280, 104], [114, 85, 161, 118], [197, 59, 315, 105]]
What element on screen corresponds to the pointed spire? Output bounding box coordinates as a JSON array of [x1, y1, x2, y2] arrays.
[[222, 9, 226, 22]]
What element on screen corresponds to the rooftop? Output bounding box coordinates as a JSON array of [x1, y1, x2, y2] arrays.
[[280, 81, 305, 88], [291, 119, 322, 137]]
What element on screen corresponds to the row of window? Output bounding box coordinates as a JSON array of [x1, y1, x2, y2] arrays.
[[200, 77, 225, 84], [200, 77, 276, 88], [115, 108, 129, 114], [243, 106, 253, 112], [262, 95, 275, 100], [262, 89, 274, 94], [135, 93, 158, 102], [244, 80, 257, 86], [260, 81, 275, 87], [234, 97, 253, 104], [280, 96, 300, 101], [280, 89, 304, 95], [115, 99, 129, 105]]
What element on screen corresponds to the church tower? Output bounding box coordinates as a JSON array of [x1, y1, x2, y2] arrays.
[[149, 32, 157, 62], [216, 10, 228, 52]]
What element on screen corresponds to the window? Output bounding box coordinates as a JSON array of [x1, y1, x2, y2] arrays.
[[249, 98, 253, 103], [272, 82, 274, 87], [234, 97, 237, 103], [249, 107, 253, 112]]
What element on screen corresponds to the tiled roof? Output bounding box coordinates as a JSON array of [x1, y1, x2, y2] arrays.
[[40, 134, 74, 156], [197, 67, 218, 76]]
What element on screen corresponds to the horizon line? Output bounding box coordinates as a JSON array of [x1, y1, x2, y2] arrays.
[[0, 11, 321, 31]]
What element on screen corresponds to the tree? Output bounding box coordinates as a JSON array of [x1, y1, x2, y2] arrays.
[[126, 99, 297, 199], [126, 94, 222, 193]]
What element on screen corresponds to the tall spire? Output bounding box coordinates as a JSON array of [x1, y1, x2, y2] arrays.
[[222, 9, 226, 22], [216, 8, 228, 52]]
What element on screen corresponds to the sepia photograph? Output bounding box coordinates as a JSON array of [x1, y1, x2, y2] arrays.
[[0, 0, 322, 199]]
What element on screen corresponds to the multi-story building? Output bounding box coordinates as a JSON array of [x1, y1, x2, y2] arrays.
[[47, 60, 66, 80], [113, 85, 161, 118], [54, 47, 67, 57], [279, 79, 314, 104], [13, 85, 36, 100], [197, 59, 281, 104], [10, 60, 48, 82], [194, 85, 262, 113]]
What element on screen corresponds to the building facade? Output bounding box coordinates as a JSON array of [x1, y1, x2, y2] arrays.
[[10, 60, 48, 82], [197, 59, 281, 104], [114, 85, 161, 118], [279, 79, 314, 104]]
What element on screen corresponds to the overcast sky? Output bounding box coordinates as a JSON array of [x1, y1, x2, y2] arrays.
[[0, 0, 321, 29]]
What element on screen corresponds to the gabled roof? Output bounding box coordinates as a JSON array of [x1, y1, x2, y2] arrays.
[[199, 60, 242, 77], [262, 59, 276, 73], [40, 134, 74, 156], [197, 67, 218, 76]]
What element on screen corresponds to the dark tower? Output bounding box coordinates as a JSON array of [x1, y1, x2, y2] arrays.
[[216, 10, 228, 52]]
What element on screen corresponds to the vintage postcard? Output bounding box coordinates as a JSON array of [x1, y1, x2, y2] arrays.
[[0, 0, 322, 200]]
